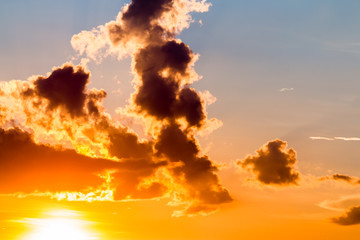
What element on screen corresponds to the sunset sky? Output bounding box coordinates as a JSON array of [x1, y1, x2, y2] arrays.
[[1, 0, 360, 239]]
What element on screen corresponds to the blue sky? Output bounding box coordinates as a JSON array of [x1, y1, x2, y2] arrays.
[[1, 0, 360, 174]]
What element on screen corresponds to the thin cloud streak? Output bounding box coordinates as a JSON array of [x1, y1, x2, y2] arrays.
[[310, 137, 360, 141], [310, 137, 334, 141]]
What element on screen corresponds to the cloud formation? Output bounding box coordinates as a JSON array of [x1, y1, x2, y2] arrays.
[[0, 0, 230, 216], [237, 139, 300, 185]]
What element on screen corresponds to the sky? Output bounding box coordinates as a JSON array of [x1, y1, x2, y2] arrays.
[[1, 0, 360, 239]]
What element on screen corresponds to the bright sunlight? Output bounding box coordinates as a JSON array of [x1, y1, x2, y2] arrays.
[[18, 210, 99, 240]]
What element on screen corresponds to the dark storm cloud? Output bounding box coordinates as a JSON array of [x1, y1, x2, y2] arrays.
[[237, 139, 300, 185], [332, 206, 360, 225]]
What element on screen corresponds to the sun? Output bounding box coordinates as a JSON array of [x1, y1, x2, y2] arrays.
[[19, 210, 99, 240]]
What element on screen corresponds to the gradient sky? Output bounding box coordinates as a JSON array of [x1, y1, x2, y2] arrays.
[[1, 0, 360, 239]]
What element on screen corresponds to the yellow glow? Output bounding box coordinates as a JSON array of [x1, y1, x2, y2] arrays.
[[54, 189, 114, 202], [19, 210, 99, 240]]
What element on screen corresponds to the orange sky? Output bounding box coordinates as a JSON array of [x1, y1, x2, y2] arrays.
[[1, 0, 360, 239]]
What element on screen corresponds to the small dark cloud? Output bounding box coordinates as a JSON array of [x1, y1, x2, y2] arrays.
[[237, 139, 300, 185], [332, 206, 360, 225], [319, 173, 359, 184], [332, 174, 352, 182]]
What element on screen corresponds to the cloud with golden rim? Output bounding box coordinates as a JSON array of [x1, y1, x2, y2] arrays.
[[237, 139, 300, 186]]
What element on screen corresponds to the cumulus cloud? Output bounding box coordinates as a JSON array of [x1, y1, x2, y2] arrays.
[[332, 206, 360, 225], [237, 139, 300, 185]]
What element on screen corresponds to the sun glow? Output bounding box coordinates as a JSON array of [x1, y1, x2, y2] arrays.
[[18, 210, 99, 240]]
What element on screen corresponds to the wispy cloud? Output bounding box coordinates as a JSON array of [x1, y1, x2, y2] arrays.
[[318, 194, 360, 212], [279, 88, 294, 92], [310, 137, 334, 141], [310, 137, 360, 141], [334, 137, 360, 141]]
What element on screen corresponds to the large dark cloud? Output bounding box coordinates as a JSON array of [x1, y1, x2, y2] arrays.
[[332, 206, 360, 225], [237, 139, 299, 185]]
